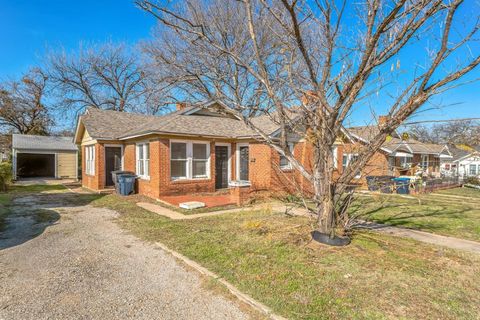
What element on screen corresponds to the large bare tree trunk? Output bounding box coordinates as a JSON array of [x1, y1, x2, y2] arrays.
[[312, 141, 337, 237], [138, 0, 480, 244]]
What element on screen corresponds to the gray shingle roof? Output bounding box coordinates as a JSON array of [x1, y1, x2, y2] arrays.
[[119, 113, 257, 139], [12, 134, 77, 151], [80, 105, 281, 140], [81, 108, 156, 140], [348, 125, 449, 155], [448, 145, 480, 161]]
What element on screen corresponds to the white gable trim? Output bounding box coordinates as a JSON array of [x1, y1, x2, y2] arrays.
[[348, 132, 393, 153]]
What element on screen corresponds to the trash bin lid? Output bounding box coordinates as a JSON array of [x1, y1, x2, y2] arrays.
[[118, 174, 137, 181]]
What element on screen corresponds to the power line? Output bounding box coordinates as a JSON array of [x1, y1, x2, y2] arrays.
[[403, 117, 480, 125]]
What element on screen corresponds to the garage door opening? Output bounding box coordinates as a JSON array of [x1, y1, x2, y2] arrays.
[[17, 153, 55, 178]]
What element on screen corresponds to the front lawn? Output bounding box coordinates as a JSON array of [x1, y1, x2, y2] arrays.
[[354, 188, 480, 242], [0, 193, 11, 230], [435, 186, 480, 198], [91, 194, 480, 320], [7, 184, 67, 194]]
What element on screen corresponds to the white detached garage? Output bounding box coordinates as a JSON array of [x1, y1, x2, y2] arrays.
[[12, 134, 78, 180]]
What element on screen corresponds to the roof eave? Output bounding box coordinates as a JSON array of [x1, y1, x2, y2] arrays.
[[118, 130, 236, 140]]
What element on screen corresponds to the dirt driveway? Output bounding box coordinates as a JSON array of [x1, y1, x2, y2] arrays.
[[0, 191, 250, 320]]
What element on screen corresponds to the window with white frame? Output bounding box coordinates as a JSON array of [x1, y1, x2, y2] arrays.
[[421, 154, 429, 171], [85, 145, 95, 175], [469, 164, 477, 176], [171, 141, 210, 180], [388, 156, 396, 172], [279, 143, 294, 170], [342, 153, 361, 178], [136, 143, 150, 179], [400, 156, 413, 168], [192, 143, 208, 178]]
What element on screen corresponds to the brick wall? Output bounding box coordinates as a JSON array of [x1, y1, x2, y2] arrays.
[[249, 141, 391, 194], [80, 135, 391, 198], [123, 140, 162, 198], [81, 143, 105, 190], [158, 139, 216, 196], [248, 142, 272, 190], [338, 143, 390, 187], [124, 137, 218, 197]]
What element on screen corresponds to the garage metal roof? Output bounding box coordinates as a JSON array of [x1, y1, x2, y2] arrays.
[[12, 134, 78, 151]]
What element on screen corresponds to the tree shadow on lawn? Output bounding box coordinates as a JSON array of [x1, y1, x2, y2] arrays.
[[0, 191, 104, 250], [350, 201, 472, 233]]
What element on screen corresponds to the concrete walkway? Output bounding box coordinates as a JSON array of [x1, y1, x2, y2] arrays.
[[137, 202, 274, 220], [425, 193, 480, 202], [357, 221, 480, 254]]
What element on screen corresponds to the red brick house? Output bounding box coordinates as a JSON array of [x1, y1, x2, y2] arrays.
[[349, 120, 453, 178], [74, 104, 450, 201]]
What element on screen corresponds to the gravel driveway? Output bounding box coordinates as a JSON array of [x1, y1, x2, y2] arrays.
[[0, 191, 250, 320]]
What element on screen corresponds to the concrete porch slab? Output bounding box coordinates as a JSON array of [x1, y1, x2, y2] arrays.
[[179, 201, 206, 210], [159, 194, 236, 208]]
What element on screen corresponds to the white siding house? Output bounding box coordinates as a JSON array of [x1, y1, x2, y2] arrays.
[[456, 153, 480, 178]]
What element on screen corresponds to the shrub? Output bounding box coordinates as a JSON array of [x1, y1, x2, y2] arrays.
[[0, 162, 12, 192], [464, 176, 480, 186]]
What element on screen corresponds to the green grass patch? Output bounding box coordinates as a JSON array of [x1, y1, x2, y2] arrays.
[[0, 193, 11, 230], [7, 184, 67, 194], [353, 191, 480, 242], [436, 186, 480, 198], [34, 209, 61, 224], [91, 194, 480, 320], [0, 193, 10, 206]]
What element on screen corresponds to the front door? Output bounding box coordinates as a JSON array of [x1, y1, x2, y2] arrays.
[[239, 145, 249, 181], [105, 147, 122, 186], [215, 146, 229, 189]]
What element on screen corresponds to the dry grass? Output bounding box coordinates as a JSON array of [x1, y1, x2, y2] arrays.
[[435, 186, 480, 198], [92, 193, 480, 320], [354, 189, 480, 241]]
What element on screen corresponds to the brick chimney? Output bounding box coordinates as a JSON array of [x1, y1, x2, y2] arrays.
[[176, 102, 187, 111], [378, 115, 389, 126]]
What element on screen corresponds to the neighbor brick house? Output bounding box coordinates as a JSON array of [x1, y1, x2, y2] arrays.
[[349, 118, 453, 178], [74, 104, 450, 201]]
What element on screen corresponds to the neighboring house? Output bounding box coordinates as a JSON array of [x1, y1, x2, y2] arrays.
[[12, 134, 79, 180], [445, 146, 480, 178], [349, 117, 452, 178], [0, 134, 11, 163]]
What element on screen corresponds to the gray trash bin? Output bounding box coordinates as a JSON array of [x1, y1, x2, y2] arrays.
[[118, 174, 136, 196], [112, 170, 134, 192]]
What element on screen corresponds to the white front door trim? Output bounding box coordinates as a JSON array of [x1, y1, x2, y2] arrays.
[[215, 142, 232, 183], [235, 142, 249, 181]]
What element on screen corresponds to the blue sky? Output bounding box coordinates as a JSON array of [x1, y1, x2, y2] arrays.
[[0, 0, 155, 77], [0, 0, 479, 128]]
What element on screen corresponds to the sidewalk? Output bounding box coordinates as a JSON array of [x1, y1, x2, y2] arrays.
[[356, 221, 480, 254], [137, 201, 275, 220]]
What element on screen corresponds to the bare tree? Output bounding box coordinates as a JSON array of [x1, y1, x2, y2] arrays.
[[410, 120, 480, 145], [0, 68, 52, 135], [138, 0, 480, 241], [47, 42, 165, 116]]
